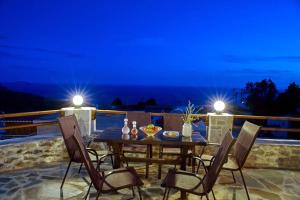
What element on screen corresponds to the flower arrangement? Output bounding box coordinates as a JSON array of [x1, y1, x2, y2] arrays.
[[182, 101, 200, 124]]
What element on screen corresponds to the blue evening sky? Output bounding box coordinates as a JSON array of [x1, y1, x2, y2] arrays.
[[0, 0, 300, 89]]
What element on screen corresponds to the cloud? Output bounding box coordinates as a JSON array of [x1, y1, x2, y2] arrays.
[[0, 44, 85, 58], [225, 68, 292, 75], [4, 64, 57, 73], [0, 51, 24, 59], [118, 37, 165, 47], [222, 54, 300, 64], [0, 35, 8, 40]]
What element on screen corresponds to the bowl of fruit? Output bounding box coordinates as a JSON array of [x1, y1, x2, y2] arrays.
[[139, 124, 162, 137]]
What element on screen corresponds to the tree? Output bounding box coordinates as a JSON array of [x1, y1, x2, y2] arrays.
[[243, 79, 278, 115], [111, 97, 123, 106], [145, 98, 157, 106], [276, 82, 300, 115]]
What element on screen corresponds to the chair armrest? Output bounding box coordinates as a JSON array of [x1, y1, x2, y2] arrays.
[[164, 168, 204, 191], [209, 156, 216, 166], [206, 142, 221, 147], [120, 153, 129, 167], [193, 156, 208, 173], [98, 152, 128, 167], [86, 148, 99, 162]]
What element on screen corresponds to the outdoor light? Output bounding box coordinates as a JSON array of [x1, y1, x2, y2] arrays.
[[73, 95, 83, 107], [214, 100, 225, 114]]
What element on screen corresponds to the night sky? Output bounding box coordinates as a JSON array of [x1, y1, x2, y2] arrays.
[[1, 0, 300, 89]]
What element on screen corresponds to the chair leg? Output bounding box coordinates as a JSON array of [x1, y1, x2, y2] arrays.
[[96, 161, 101, 171], [163, 188, 168, 200], [131, 186, 135, 197], [96, 191, 101, 200], [231, 171, 236, 183], [205, 193, 209, 200], [110, 154, 114, 167], [137, 186, 142, 200], [60, 160, 72, 190], [239, 169, 250, 200], [166, 188, 170, 200], [211, 189, 216, 200], [78, 163, 83, 174], [84, 182, 92, 200], [196, 159, 201, 173]]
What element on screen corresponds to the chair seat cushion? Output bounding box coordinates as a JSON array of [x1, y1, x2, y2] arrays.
[[100, 167, 143, 191], [200, 154, 214, 161], [222, 156, 239, 170], [200, 154, 239, 170], [89, 150, 111, 161], [161, 168, 204, 195]]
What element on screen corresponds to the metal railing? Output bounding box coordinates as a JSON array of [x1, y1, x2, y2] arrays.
[[0, 109, 299, 136]]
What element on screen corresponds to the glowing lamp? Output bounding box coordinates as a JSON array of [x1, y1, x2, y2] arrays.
[[73, 95, 83, 107], [214, 100, 225, 114]]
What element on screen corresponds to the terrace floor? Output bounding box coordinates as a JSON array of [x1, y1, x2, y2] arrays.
[[0, 162, 299, 200]]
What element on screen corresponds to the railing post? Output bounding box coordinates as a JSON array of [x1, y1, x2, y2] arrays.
[[61, 107, 96, 137], [207, 113, 234, 144]]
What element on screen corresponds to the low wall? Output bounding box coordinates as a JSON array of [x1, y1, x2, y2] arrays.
[[246, 142, 300, 169], [198, 139, 300, 170], [0, 137, 299, 173], [0, 137, 68, 173]]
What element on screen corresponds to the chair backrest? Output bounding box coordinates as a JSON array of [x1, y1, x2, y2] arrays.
[[58, 115, 83, 162], [163, 113, 184, 132], [234, 121, 261, 168], [202, 131, 235, 193], [71, 130, 102, 191], [127, 111, 151, 128]]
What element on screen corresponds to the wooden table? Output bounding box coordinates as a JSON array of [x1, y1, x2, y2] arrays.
[[93, 129, 206, 199], [94, 129, 206, 168]]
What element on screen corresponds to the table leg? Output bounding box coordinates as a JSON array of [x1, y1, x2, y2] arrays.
[[145, 144, 151, 178], [110, 142, 123, 169], [180, 146, 189, 200], [192, 146, 196, 173], [180, 146, 188, 170]]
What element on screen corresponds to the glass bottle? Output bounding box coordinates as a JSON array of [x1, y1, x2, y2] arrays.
[[131, 121, 138, 138], [122, 118, 130, 135]]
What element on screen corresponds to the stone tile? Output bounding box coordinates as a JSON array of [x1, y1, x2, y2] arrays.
[[257, 178, 282, 193], [284, 184, 300, 197], [0, 163, 299, 199], [249, 188, 281, 200], [0, 178, 11, 183], [281, 194, 300, 200]]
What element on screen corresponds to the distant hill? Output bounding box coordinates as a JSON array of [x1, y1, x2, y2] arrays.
[[1, 81, 67, 99], [0, 85, 67, 113], [1, 82, 241, 109]]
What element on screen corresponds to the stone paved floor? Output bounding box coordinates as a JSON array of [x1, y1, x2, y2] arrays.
[[0, 162, 299, 200]]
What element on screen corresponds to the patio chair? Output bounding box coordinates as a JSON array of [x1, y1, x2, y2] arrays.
[[70, 128, 144, 200], [161, 130, 235, 200], [123, 111, 152, 177], [158, 113, 195, 179], [58, 115, 113, 190], [198, 121, 261, 200]]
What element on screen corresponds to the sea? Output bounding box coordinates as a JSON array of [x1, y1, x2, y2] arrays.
[[1, 82, 299, 141], [2, 82, 242, 110]]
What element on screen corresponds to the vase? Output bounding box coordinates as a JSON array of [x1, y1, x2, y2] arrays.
[[182, 123, 192, 137]]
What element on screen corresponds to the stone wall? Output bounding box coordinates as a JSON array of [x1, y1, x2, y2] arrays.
[[0, 137, 68, 173], [195, 140, 300, 170], [246, 143, 300, 169], [0, 137, 299, 172]]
